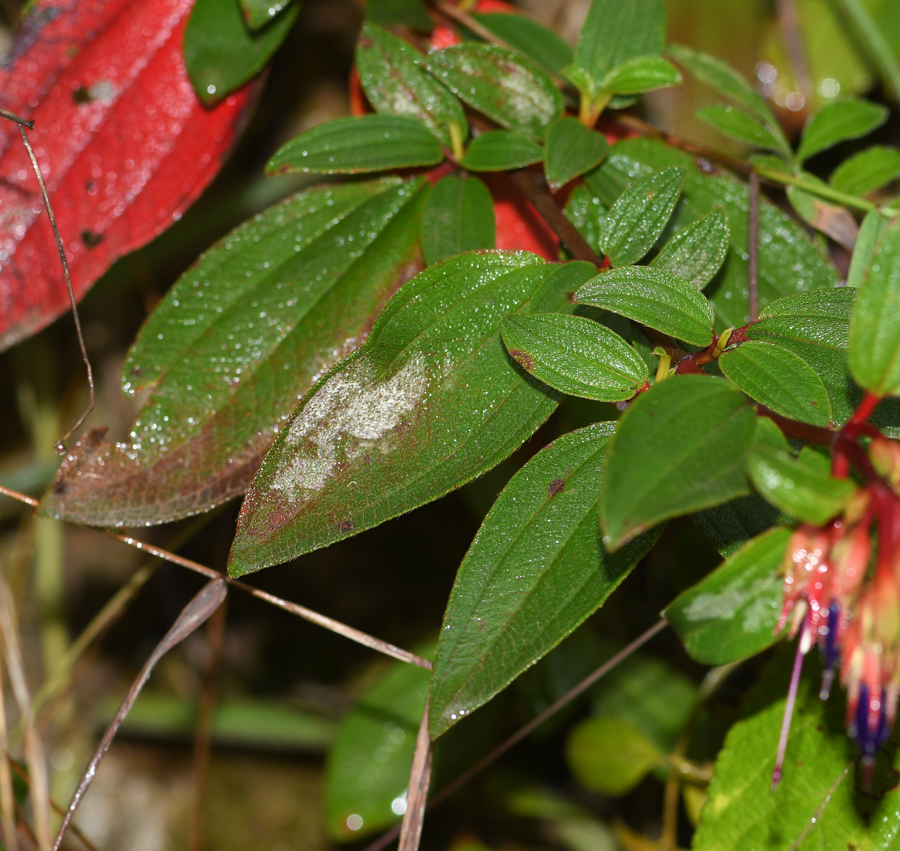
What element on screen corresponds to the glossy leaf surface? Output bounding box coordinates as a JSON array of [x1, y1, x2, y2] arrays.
[[576, 266, 715, 347], [601, 55, 681, 95], [500, 313, 648, 401], [601, 376, 756, 549], [666, 527, 790, 665], [420, 176, 495, 265], [429, 423, 659, 737], [460, 131, 543, 171], [651, 208, 730, 289], [830, 146, 900, 196], [0, 0, 256, 350], [355, 22, 467, 149], [267, 115, 443, 175], [564, 185, 605, 254], [229, 252, 572, 576], [797, 99, 888, 163], [599, 167, 685, 267], [185, 0, 297, 104], [472, 12, 573, 75], [719, 340, 833, 426], [543, 117, 609, 191], [39, 178, 427, 526], [696, 105, 790, 155], [240, 0, 296, 30], [425, 44, 564, 138]]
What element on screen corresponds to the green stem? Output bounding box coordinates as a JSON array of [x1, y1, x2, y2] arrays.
[[755, 166, 884, 214], [834, 0, 900, 106]]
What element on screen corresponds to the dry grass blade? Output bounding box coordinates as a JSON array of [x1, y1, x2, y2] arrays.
[[397, 698, 434, 851], [52, 577, 228, 851], [0, 659, 19, 851]]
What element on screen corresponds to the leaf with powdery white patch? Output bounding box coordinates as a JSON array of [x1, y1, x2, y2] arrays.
[[472, 12, 572, 76], [461, 132, 543, 171], [421, 176, 495, 266], [38, 178, 427, 527], [601, 55, 681, 95], [429, 423, 660, 737], [601, 376, 756, 550], [797, 100, 888, 164], [576, 267, 715, 348], [267, 115, 443, 175], [719, 341, 833, 426], [241, 0, 297, 30], [651, 208, 730, 289], [229, 253, 576, 576], [849, 215, 900, 397], [185, 0, 297, 104], [599, 167, 686, 267], [544, 117, 609, 191], [747, 444, 857, 525], [666, 527, 790, 665], [425, 44, 564, 139], [694, 649, 900, 851], [696, 105, 791, 157], [830, 146, 900, 196], [500, 313, 648, 401], [356, 23, 467, 150]]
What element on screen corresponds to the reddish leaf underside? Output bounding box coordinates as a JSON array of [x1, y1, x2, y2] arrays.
[[0, 0, 256, 350]]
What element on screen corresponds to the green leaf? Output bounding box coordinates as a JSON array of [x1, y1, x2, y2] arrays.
[[266, 115, 443, 175], [240, 0, 296, 30], [694, 650, 900, 851], [849, 215, 900, 397], [696, 105, 791, 156], [425, 44, 564, 138], [665, 527, 790, 665], [356, 23, 467, 150], [566, 717, 663, 796], [366, 0, 433, 31], [326, 653, 430, 840], [692, 493, 783, 559], [570, 0, 666, 97], [500, 313, 648, 401], [185, 0, 298, 104], [601, 375, 756, 549], [651, 208, 730, 289], [564, 184, 605, 255], [584, 138, 840, 329], [38, 178, 427, 527], [576, 266, 715, 348], [428, 423, 660, 737], [797, 99, 888, 163], [830, 145, 900, 196], [599, 166, 686, 267], [472, 12, 573, 75], [228, 253, 576, 576], [667, 44, 781, 129], [719, 341, 833, 426], [460, 131, 543, 171], [785, 183, 859, 251], [747, 443, 857, 525], [847, 210, 886, 290], [420, 176, 495, 265], [544, 117, 609, 191], [601, 55, 681, 95]]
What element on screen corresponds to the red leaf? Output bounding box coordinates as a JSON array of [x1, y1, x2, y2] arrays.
[[0, 0, 256, 350]]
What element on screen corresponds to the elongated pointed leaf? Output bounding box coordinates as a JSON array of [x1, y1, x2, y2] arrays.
[[39, 178, 427, 526], [797, 99, 887, 163], [185, 0, 297, 104], [356, 23, 467, 149], [601, 376, 756, 549], [651, 208, 729, 289], [425, 44, 564, 138], [666, 527, 790, 665], [472, 12, 573, 75], [785, 184, 859, 250], [544, 117, 609, 191], [599, 167, 686, 267], [747, 444, 857, 524], [830, 146, 900, 196], [601, 55, 681, 95], [564, 185, 605, 255], [849, 215, 900, 397], [267, 115, 443, 175], [697, 105, 790, 156], [847, 211, 886, 290], [719, 340, 833, 426], [500, 313, 648, 401], [241, 0, 297, 30], [429, 423, 660, 737], [576, 266, 715, 347], [421, 176, 495, 265], [229, 253, 579, 576], [460, 131, 543, 171]]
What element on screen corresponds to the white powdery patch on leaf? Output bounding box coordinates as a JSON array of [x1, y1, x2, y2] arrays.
[[272, 352, 432, 496]]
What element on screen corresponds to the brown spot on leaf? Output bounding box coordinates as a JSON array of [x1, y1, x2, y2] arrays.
[[339, 519, 353, 533], [508, 349, 533, 371], [548, 478, 565, 497], [82, 229, 103, 248], [566, 291, 577, 303]]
